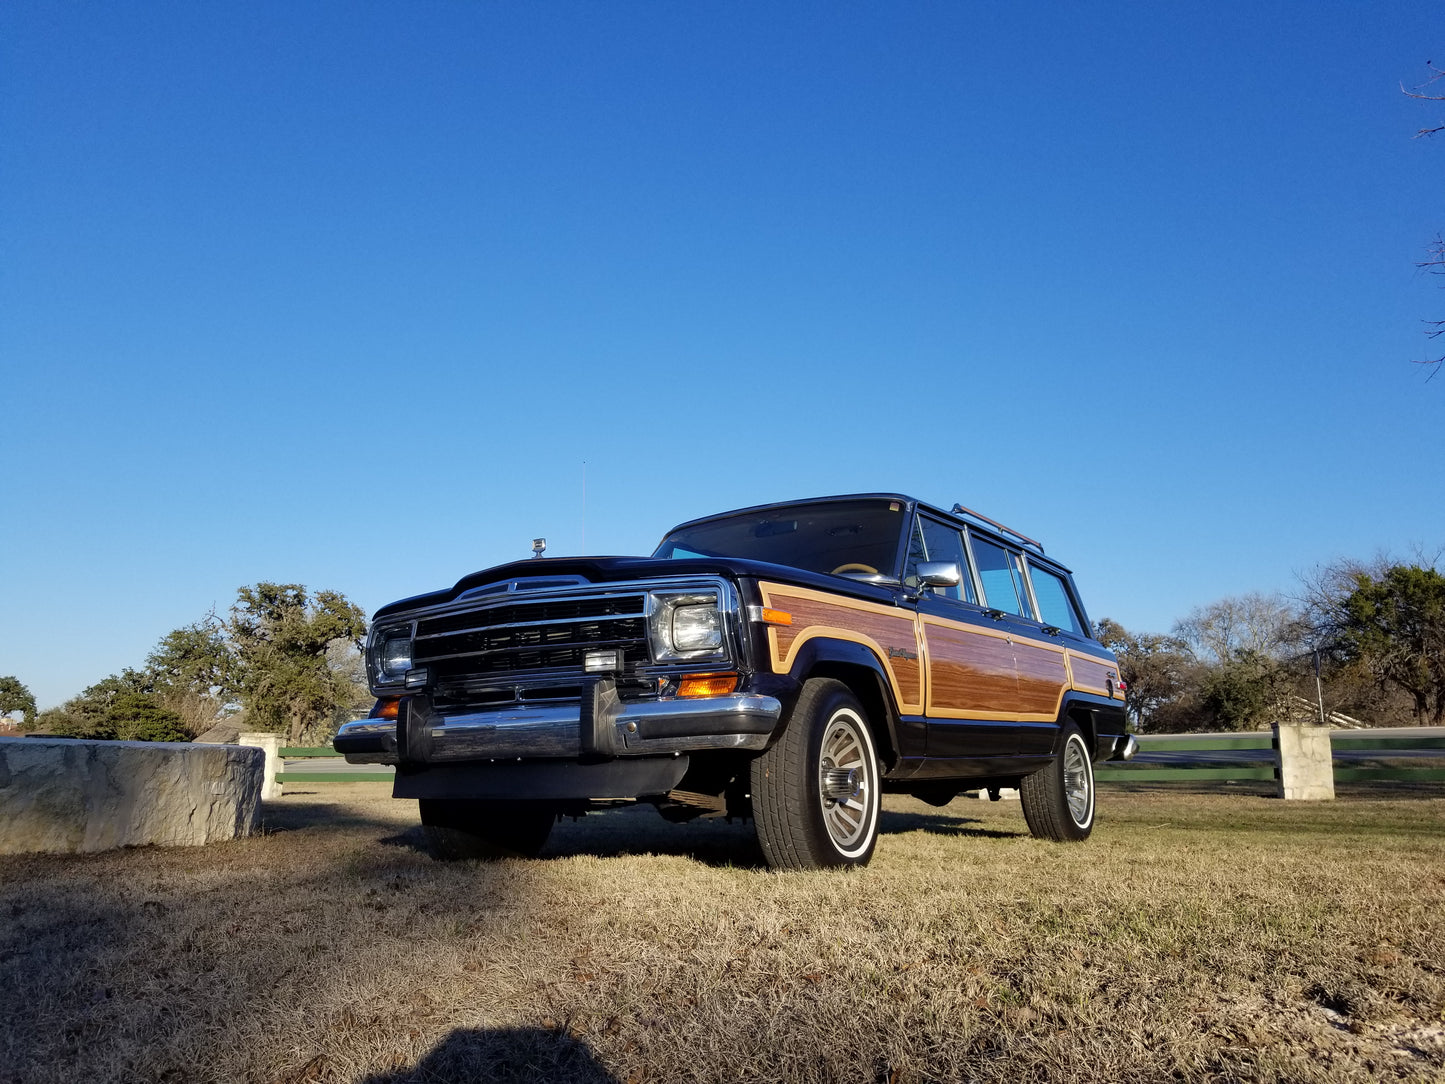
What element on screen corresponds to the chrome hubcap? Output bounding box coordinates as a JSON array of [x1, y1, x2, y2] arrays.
[[822, 766, 861, 800], [817, 710, 876, 853], [1063, 736, 1093, 826]]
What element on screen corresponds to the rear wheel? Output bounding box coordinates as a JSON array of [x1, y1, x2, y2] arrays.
[[751, 679, 881, 870], [1019, 724, 1095, 841], [418, 799, 555, 860]]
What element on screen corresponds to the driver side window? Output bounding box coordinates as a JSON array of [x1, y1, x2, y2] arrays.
[[905, 516, 977, 603]]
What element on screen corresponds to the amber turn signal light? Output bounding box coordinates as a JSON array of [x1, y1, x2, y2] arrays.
[[677, 673, 739, 698], [761, 608, 792, 625], [371, 698, 401, 720]]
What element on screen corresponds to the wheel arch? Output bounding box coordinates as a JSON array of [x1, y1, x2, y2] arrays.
[[1062, 698, 1099, 754], [786, 637, 902, 771]]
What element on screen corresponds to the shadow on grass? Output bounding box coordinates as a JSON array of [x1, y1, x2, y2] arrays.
[[357, 1026, 618, 1084], [879, 808, 1024, 840], [362, 802, 1030, 866], [376, 803, 1026, 866], [374, 804, 770, 869], [261, 799, 416, 834]]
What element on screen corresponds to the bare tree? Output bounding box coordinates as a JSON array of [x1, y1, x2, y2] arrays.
[[1172, 592, 1301, 664], [1404, 62, 1445, 374]]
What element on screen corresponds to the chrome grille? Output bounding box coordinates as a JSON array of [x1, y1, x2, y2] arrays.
[[412, 592, 649, 678]]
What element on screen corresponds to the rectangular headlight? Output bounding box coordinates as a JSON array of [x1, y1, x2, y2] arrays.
[[648, 589, 728, 662], [374, 629, 413, 683], [672, 604, 722, 652]]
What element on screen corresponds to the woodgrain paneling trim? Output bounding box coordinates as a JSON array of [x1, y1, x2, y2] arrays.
[[757, 580, 1119, 724], [760, 583, 923, 713], [1014, 640, 1071, 721], [1066, 650, 1117, 699], [922, 617, 1017, 719]]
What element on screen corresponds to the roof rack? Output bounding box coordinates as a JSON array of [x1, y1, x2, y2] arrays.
[[950, 503, 1045, 555]]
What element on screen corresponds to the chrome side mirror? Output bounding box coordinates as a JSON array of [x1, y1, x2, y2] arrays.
[[916, 561, 961, 589]]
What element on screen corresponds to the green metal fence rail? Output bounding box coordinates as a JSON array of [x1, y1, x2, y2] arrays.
[[270, 734, 1445, 787], [1095, 734, 1272, 784], [276, 745, 393, 784], [1328, 734, 1445, 782], [1095, 731, 1445, 786]]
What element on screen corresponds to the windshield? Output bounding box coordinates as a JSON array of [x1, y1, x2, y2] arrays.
[[653, 499, 908, 580]]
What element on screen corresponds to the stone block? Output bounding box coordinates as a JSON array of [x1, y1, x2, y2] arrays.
[[0, 737, 263, 854], [1274, 723, 1336, 801], [238, 731, 284, 800]]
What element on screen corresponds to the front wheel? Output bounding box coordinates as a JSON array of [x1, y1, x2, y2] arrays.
[[1019, 724, 1095, 842], [418, 799, 555, 860], [750, 679, 881, 870]]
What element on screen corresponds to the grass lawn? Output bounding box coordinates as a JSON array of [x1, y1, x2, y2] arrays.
[[1, 783, 1442, 1083]]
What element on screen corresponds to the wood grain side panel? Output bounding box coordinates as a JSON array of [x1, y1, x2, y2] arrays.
[[1067, 651, 1116, 698], [761, 584, 922, 713], [922, 619, 1018, 719], [1014, 642, 1070, 721]]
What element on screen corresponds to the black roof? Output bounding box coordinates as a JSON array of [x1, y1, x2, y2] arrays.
[[662, 493, 1071, 573]]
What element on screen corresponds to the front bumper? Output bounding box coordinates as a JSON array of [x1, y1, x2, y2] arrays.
[[334, 679, 782, 765]]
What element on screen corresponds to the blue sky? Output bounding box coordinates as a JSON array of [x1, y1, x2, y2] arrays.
[[3, 1, 1442, 710]]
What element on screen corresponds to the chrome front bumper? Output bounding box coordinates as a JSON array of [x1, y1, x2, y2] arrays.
[[335, 685, 782, 765]]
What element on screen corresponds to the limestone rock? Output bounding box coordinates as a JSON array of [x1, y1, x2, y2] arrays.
[[0, 737, 263, 854]]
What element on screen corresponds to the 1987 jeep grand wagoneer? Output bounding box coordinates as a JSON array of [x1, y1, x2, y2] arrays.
[[335, 494, 1135, 870]]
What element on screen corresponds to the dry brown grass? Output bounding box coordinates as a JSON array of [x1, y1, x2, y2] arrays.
[[2, 784, 1443, 1084]]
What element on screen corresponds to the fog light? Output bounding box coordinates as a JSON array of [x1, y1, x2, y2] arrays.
[[585, 649, 623, 672], [404, 668, 430, 689]]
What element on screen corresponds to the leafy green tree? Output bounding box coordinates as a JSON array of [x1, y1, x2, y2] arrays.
[[1329, 565, 1445, 725], [40, 678, 202, 742], [145, 615, 236, 735], [107, 692, 190, 743], [0, 676, 37, 728], [37, 670, 153, 739], [1197, 650, 1290, 731], [228, 583, 367, 744]]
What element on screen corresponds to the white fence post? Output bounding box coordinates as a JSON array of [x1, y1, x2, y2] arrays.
[[1274, 723, 1335, 800], [237, 732, 284, 800]]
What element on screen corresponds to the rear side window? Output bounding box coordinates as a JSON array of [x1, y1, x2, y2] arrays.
[[1029, 566, 1085, 635], [970, 536, 1029, 617]]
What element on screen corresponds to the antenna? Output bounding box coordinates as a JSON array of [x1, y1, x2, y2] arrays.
[[581, 459, 587, 553]]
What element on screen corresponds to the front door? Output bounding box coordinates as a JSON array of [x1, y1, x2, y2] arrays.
[[905, 514, 1018, 759]]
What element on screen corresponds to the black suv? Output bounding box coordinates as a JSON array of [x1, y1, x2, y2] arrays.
[[336, 494, 1135, 870]]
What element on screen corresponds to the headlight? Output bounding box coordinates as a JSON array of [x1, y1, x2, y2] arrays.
[[374, 628, 413, 683], [649, 590, 727, 662], [672, 604, 722, 652]]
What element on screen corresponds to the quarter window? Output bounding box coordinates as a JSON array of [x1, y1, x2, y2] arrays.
[[970, 536, 1028, 617], [1028, 566, 1085, 635]]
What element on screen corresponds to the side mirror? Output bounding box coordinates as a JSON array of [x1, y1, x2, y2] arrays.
[[916, 561, 962, 589]]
